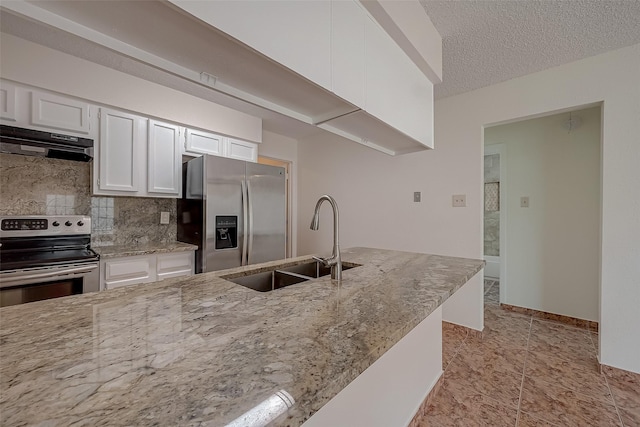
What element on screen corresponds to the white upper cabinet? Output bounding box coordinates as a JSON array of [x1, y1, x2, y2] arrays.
[[172, 0, 332, 91], [364, 16, 433, 148], [148, 120, 181, 196], [0, 81, 17, 122], [97, 108, 145, 193], [184, 128, 225, 157], [331, 0, 366, 109], [226, 137, 258, 163], [169, 0, 433, 154], [183, 127, 258, 163], [30, 90, 91, 134], [96, 110, 182, 198]]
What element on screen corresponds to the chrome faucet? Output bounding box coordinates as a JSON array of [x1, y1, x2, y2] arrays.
[[310, 195, 342, 282]]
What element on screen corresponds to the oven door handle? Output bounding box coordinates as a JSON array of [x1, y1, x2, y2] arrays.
[[0, 264, 98, 288]]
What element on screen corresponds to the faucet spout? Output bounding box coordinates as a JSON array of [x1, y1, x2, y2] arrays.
[[310, 195, 342, 282]]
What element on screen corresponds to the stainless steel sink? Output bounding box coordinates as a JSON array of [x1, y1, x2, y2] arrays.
[[223, 261, 357, 292]]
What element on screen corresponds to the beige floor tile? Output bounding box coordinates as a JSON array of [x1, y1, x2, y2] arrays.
[[619, 406, 640, 427], [528, 321, 597, 366], [517, 411, 562, 426], [420, 381, 517, 427], [520, 376, 622, 427], [442, 322, 468, 369], [443, 354, 523, 409], [589, 330, 599, 353], [524, 350, 612, 402], [469, 323, 530, 350], [604, 369, 640, 418], [457, 340, 526, 375], [484, 306, 532, 330], [530, 319, 592, 339]]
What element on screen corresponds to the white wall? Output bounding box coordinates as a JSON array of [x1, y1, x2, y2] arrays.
[[259, 130, 299, 257], [297, 131, 480, 259], [485, 107, 601, 321], [298, 43, 640, 373], [0, 33, 262, 142]]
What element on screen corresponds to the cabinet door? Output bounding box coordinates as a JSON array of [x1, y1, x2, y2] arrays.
[[184, 128, 224, 157], [148, 120, 181, 196], [331, 0, 366, 108], [98, 108, 144, 193], [102, 255, 156, 290], [30, 90, 91, 134], [364, 17, 433, 148], [0, 81, 17, 122], [157, 252, 194, 281], [170, 0, 332, 90], [225, 137, 257, 162]]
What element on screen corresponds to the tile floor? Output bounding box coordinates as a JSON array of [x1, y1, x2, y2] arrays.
[[417, 279, 640, 426]]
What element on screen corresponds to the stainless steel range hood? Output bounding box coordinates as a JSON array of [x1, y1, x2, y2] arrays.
[[0, 125, 94, 162]]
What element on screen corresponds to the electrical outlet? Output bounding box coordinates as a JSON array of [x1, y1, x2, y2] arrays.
[[160, 211, 170, 224], [414, 192, 421, 202], [452, 194, 466, 207], [520, 197, 530, 208]]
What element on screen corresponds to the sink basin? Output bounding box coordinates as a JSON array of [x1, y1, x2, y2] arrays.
[[223, 261, 358, 292]]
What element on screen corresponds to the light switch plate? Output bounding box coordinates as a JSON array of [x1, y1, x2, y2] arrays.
[[160, 211, 170, 224], [414, 192, 421, 202], [520, 197, 530, 208], [452, 194, 466, 207]]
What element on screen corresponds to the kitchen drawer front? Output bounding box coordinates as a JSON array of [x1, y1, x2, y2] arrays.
[[157, 252, 194, 281], [102, 255, 157, 290]]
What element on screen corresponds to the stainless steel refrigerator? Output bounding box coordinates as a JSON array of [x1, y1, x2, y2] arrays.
[[177, 155, 286, 273]]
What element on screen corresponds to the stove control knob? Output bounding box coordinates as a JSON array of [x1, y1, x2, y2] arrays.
[[77, 221, 84, 227], [65, 221, 73, 227], [52, 221, 60, 227]]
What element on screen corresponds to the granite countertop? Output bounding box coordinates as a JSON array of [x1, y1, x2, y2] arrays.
[[0, 247, 484, 426], [93, 241, 198, 258]]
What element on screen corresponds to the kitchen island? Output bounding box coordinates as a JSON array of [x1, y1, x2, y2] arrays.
[[0, 247, 484, 426]]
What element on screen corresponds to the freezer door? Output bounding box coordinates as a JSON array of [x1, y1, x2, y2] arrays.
[[203, 156, 247, 272], [246, 162, 286, 264]]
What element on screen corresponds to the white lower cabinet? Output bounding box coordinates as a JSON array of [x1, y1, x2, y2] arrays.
[[157, 252, 195, 281], [101, 251, 194, 290]]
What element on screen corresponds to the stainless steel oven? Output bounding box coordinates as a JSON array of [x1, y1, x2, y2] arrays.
[[0, 216, 99, 308]]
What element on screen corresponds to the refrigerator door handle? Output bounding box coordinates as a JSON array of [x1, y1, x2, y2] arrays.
[[241, 179, 249, 266], [247, 179, 254, 265]]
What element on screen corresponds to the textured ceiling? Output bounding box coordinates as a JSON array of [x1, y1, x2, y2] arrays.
[[421, 0, 640, 99]]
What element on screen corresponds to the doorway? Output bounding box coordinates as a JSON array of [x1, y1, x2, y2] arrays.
[[483, 105, 602, 323], [258, 155, 292, 258]]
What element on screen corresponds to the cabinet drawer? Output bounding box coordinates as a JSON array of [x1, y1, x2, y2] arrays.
[[157, 252, 194, 281], [103, 255, 156, 290]]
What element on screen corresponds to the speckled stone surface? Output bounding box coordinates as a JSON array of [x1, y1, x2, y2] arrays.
[[1, 153, 178, 248], [0, 247, 484, 426], [94, 241, 198, 258]]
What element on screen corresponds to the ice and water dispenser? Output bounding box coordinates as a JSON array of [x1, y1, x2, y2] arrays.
[[215, 216, 238, 249]]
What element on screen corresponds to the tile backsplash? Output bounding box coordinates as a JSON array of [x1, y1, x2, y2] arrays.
[[0, 153, 177, 247]]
